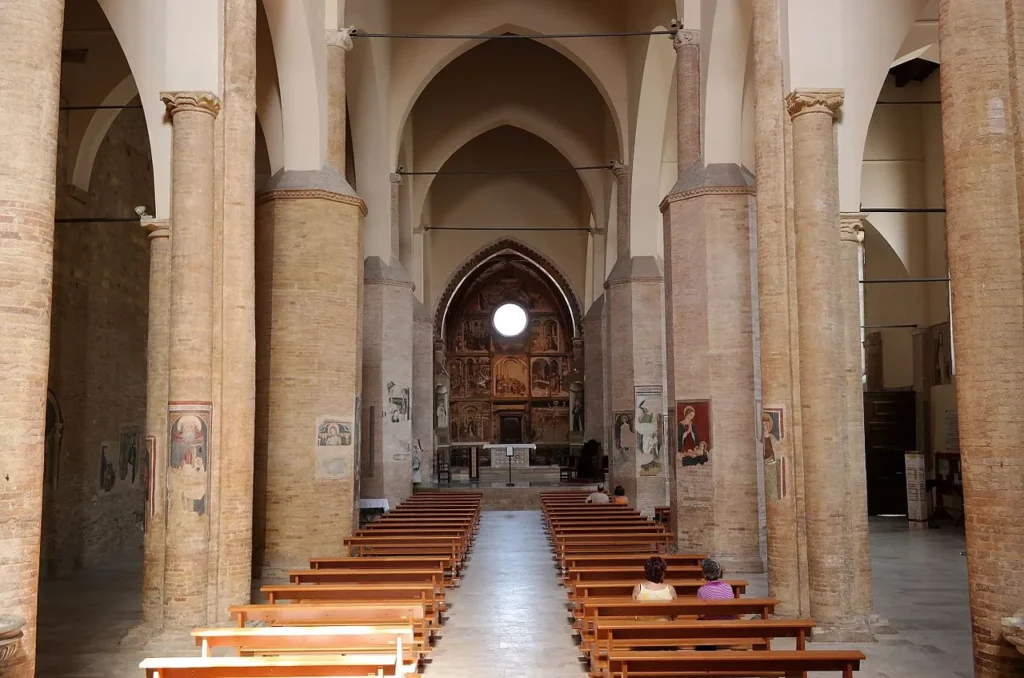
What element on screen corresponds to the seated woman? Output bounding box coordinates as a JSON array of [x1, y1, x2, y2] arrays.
[[632, 555, 677, 601], [696, 558, 735, 619], [611, 485, 628, 505]]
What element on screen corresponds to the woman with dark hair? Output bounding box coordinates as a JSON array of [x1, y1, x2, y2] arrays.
[[631, 556, 677, 601], [612, 485, 628, 505]]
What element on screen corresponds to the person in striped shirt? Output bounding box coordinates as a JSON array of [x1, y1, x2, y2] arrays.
[[696, 558, 735, 618]]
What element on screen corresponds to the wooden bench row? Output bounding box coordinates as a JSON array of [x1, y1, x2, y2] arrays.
[[141, 493, 482, 678]]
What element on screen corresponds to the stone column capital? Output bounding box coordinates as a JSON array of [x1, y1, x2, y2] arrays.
[[673, 28, 700, 49], [326, 27, 356, 51], [161, 91, 221, 118], [610, 161, 629, 179], [839, 212, 866, 243], [786, 89, 843, 120], [142, 217, 171, 241], [389, 172, 404, 186]]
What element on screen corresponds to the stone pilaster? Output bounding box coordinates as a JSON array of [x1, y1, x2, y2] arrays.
[[752, 0, 807, 616], [583, 295, 606, 449], [362, 257, 415, 506], [611, 162, 630, 258], [661, 165, 762, 572], [840, 213, 875, 631], [254, 168, 364, 579], [412, 299, 434, 485], [326, 28, 354, 171], [141, 219, 171, 628], [787, 89, 867, 640], [604, 257, 668, 517], [938, 0, 1024, 673], [160, 91, 219, 628], [0, 4, 65, 672], [217, 0, 258, 620]]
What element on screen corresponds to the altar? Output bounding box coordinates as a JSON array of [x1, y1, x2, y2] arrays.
[[484, 443, 536, 486]]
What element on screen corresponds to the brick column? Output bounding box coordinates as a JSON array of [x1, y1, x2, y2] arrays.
[[611, 162, 630, 258], [141, 218, 171, 628], [254, 170, 365, 578], [938, 0, 1024, 673], [326, 28, 353, 171], [412, 300, 434, 484], [160, 91, 220, 628], [787, 89, 869, 640], [752, 0, 807, 616], [663, 25, 760, 570], [217, 0, 258, 619], [0, 2, 65, 674], [839, 213, 876, 631]]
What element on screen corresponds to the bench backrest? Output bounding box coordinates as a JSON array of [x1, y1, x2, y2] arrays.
[[228, 603, 425, 628]]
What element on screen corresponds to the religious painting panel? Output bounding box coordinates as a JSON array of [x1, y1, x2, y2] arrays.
[[613, 411, 634, 461], [168, 402, 212, 516], [762, 406, 786, 501], [455, 318, 491, 353], [492, 328, 528, 353], [315, 414, 354, 480], [434, 383, 450, 430], [451, 401, 492, 443], [529, 316, 562, 353], [99, 441, 116, 492], [384, 381, 411, 423], [493, 355, 529, 398], [569, 381, 584, 440], [634, 386, 664, 476], [450, 357, 491, 398], [530, 404, 570, 443], [677, 400, 711, 468], [141, 435, 156, 530], [119, 425, 141, 484], [530, 357, 568, 398], [930, 321, 953, 386]]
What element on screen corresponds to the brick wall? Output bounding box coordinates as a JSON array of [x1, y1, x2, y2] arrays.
[[42, 107, 152, 576]]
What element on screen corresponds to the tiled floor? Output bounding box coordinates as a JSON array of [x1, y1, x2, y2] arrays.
[[34, 514, 974, 677]]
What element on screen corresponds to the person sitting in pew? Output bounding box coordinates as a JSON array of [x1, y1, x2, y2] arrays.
[[586, 485, 610, 504], [696, 558, 735, 620], [611, 486, 628, 505], [632, 556, 677, 602]]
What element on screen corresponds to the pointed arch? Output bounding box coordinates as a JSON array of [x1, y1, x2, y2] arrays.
[[433, 238, 583, 341]]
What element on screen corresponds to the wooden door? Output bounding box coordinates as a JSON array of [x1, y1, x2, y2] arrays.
[[863, 391, 916, 515]]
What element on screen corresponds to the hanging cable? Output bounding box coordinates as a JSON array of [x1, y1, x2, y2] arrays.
[[351, 28, 676, 40], [400, 163, 613, 177], [56, 217, 141, 224], [425, 227, 591, 232], [860, 277, 950, 284], [60, 104, 143, 111]]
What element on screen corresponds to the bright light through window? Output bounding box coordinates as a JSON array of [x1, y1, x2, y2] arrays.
[[493, 303, 528, 337]]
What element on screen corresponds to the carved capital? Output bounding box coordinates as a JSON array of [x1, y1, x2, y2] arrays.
[[610, 161, 629, 180], [673, 29, 700, 49], [389, 172, 403, 186], [786, 89, 843, 120], [840, 212, 866, 243], [141, 217, 170, 241], [161, 91, 221, 118], [326, 27, 356, 51]]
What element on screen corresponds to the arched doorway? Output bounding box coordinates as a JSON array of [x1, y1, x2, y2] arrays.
[[435, 243, 585, 483]]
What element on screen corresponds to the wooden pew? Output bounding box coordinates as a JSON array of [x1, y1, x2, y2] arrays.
[[602, 649, 865, 678], [555, 533, 672, 564], [654, 506, 670, 523], [564, 565, 704, 583], [289, 567, 444, 590], [569, 579, 748, 603], [191, 624, 416, 659], [139, 654, 416, 678], [574, 598, 779, 645], [227, 602, 430, 648], [260, 583, 444, 622], [343, 535, 464, 565], [589, 618, 816, 657], [563, 553, 705, 571]]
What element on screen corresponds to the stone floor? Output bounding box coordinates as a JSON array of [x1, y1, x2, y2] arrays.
[[34, 514, 973, 677]]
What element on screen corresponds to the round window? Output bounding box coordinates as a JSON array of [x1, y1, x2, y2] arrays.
[[492, 302, 528, 337]]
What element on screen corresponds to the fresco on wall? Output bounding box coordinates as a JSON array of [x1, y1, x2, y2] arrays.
[[434, 383, 450, 430], [569, 382, 584, 436], [168, 402, 212, 516], [452, 401, 492, 442], [613, 411, 634, 460], [529, 317, 562, 353], [530, 357, 568, 397], [119, 425, 140, 484], [930, 322, 953, 385], [634, 387, 664, 476], [455, 318, 490, 352], [141, 435, 156, 530], [450, 357, 491, 398], [385, 382, 411, 423], [762, 407, 786, 501], [99, 441, 116, 492], [677, 400, 711, 467], [493, 356, 529, 398], [530, 404, 570, 443]]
